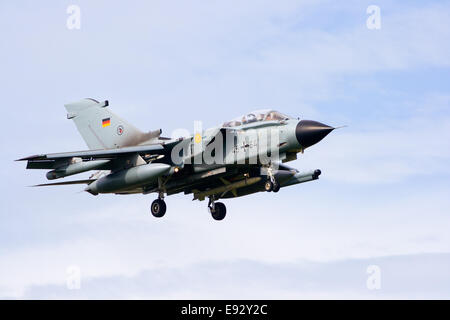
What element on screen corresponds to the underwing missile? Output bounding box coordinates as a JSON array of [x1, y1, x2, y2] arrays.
[[85, 163, 171, 195], [46, 159, 111, 180], [280, 169, 321, 187]]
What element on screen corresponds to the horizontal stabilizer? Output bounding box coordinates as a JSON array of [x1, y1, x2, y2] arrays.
[[32, 179, 95, 187], [16, 144, 165, 162]]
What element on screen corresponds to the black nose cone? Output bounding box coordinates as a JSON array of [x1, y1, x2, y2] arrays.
[[296, 120, 334, 149]]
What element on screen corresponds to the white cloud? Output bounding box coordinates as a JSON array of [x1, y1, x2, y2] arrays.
[[1, 0, 450, 299], [296, 93, 450, 184], [1, 187, 450, 298], [14, 253, 450, 299]]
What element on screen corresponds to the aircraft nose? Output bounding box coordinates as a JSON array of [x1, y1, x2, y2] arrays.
[[296, 120, 334, 149]]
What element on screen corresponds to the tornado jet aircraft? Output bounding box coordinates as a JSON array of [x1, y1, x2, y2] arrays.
[[18, 98, 336, 220]]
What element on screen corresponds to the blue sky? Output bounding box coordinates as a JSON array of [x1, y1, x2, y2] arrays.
[[1, 0, 450, 298]]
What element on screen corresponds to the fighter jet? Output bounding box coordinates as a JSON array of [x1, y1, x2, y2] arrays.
[[17, 98, 336, 220]]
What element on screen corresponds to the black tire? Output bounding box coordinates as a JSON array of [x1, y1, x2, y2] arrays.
[[272, 182, 280, 193], [211, 202, 226, 221], [151, 199, 166, 218], [264, 180, 274, 192]]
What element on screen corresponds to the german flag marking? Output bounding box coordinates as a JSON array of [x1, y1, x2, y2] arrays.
[[102, 118, 111, 127]]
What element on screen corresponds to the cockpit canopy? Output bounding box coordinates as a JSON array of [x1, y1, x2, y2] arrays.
[[222, 109, 291, 128]]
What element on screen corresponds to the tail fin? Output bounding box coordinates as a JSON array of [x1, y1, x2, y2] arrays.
[[65, 98, 161, 150]]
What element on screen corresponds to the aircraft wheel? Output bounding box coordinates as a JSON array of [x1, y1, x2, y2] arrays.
[[264, 180, 274, 192], [210, 202, 226, 221], [272, 182, 280, 193], [151, 199, 166, 218]]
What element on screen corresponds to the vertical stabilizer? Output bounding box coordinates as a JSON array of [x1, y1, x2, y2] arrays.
[[65, 98, 160, 150]]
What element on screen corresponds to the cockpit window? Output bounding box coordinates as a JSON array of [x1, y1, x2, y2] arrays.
[[222, 110, 291, 127], [243, 113, 257, 124], [264, 111, 289, 121]]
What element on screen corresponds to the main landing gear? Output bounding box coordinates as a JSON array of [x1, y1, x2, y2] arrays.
[[208, 197, 226, 221], [150, 194, 227, 221], [151, 194, 166, 218]]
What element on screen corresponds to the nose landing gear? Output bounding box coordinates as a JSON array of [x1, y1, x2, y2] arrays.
[[264, 180, 280, 192], [264, 167, 280, 193], [272, 181, 280, 192]]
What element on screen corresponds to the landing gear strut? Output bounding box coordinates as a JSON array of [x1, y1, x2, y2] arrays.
[[151, 194, 166, 218], [208, 197, 226, 221]]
